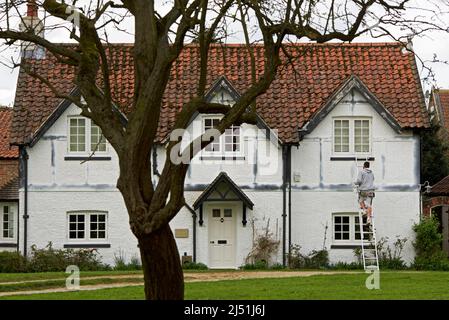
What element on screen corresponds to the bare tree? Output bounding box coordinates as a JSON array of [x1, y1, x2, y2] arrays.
[[0, 0, 448, 300]]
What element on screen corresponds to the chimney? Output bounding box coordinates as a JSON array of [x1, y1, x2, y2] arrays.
[[19, 0, 45, 59], [26, 0, 38, 17]]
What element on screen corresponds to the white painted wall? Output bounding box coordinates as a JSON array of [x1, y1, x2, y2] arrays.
[[290, 89, 421, 264], [18, 87, 421, 267]]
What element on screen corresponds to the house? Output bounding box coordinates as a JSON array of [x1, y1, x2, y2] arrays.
[[8, 9, 430, 268], [428, 88, 449, 139], [422, 175, 449, 257], [0, 106, 19, 251]]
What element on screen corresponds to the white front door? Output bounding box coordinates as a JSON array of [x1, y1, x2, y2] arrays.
[[208, 205, 236, 268]]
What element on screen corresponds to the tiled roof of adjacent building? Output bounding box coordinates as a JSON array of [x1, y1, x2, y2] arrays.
[[429, 174, 449, 196], [11, 42, 430, 145], [431, 89, 449, 132], [0, 175, 19, 200], [0, 107, 19, 158]]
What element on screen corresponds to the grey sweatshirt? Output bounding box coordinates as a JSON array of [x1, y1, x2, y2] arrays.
[[355, 168, 375, 191]]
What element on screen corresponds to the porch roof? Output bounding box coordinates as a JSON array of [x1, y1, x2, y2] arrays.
[[193, 172, 254, 210]]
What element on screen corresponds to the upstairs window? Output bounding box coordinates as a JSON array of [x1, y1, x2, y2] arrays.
[[68, 117, 107, 154], [90, 123, 107, 152], [203, 117, 241, 155], [333, 118, 371, 155], [69, 118, 86, 152]]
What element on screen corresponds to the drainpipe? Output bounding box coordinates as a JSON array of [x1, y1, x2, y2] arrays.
[[287, 145, 292, 262], [16, 199, 20, 253], [20, 147, 29, 257], [184, 203, 197, 263], [282, 145, 287, 266], [419, 134, 423, 220]]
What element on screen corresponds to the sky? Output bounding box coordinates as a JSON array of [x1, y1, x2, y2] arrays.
[[1, 2, 449, 106]]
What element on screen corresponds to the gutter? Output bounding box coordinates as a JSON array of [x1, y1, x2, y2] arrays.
[[184, 203, 197, 263]]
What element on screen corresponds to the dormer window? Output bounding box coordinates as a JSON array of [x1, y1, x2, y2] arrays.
[[68, 116, 107, 154]]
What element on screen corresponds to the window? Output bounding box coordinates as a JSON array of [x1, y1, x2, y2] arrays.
[[203, 117, 241, 155], [68, 212, 107, 240], [90, 214, 106, 239], [333, 213, 368, 243], [2, 205, 15, 239], [69, 118, 86, 152], [68, 117, 107, 153], [334, 120, 350, 153], [333, 118, 371, 154], [68, 214, 85, 239], [224, 126, 241, 152], [334, 216, 350, 240], [204, 118, 221, 152], [90, 123, 107, 152]]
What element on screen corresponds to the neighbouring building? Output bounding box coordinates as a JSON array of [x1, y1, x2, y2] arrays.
[[7, 7, 430, 268], [422, 175, 449, 257], [428, 88, 449, 139], [0, 106, 19, 251]]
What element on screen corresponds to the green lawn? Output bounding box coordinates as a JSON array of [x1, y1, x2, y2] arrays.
[[0, 270, 143, 283], [2, 271, 449, 300]]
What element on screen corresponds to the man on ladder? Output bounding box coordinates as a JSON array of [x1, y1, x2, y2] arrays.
[[355, 161, 375, 225], [355, 161, 379, 271]]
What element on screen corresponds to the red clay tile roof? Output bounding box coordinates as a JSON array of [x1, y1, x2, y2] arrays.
[[11, 42, 429, 145], [0, 159, 18, 200], [0, 107, 19, 158], [433, 89, 449, 132], [429, 174, 449, 195]]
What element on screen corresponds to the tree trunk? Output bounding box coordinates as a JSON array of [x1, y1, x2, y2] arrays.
[[138, 224, 184, 300]]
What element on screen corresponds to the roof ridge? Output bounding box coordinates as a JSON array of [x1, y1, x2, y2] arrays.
[[45, 41, 405, 47]]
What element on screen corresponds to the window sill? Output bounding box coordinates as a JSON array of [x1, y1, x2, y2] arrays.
[[64, 243, 111, 248], [200, 156, 245, 161], [64, 156, 111, 161], [0, 242, 17, 248], [331, 244, 374, 249], [330, 157, 375, 161]]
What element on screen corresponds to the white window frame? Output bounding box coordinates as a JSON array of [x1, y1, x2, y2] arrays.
[[1, 203, 16, 241], [67, 211, 108, 241], [332, 213, 368, 245], [201, 115, 243, 157], [332, 117, 372, 156], [67, 116, 108, 155]]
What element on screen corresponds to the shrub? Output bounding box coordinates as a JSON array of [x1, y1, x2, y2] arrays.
[[352, 236, 408, 270], [0, 243, 108, 273], [328, 262, 364, 270], [245, 218, 280, 267], [0, 251, 27, 273], [269, 263, 286, 270], [413, 216, 449, 270], [240, 260, 269, 270], [28, 243, 68, 272], [288, 245, 329, 269], [28, 243, 108, 272], [377, 236, 408, 270], [113, 250, 141, 270], [182, 262, 208, 270]]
